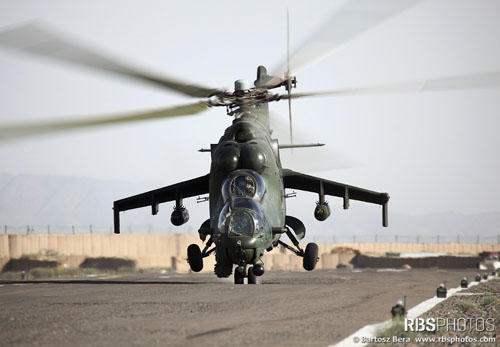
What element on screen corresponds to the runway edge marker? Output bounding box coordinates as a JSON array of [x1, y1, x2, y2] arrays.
[[330, 275, 495, 347]]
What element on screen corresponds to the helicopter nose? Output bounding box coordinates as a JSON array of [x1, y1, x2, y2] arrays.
[[227, 244, 256, 264]]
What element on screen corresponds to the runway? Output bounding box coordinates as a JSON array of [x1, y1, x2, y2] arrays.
[[0, 268, 482, 346]]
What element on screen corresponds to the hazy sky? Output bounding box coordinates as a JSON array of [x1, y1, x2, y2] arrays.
[[1, 0, 500, 218]]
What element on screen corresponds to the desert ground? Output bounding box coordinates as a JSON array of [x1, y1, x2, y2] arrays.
[[0, 268, 485, 346]]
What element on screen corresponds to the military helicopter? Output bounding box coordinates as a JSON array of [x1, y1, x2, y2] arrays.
[[1, 1, 499, 284]]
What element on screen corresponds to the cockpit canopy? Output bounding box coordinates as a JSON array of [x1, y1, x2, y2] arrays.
[[217, 199, 265, 236], [221, 169, 266, 202], [218, 170, 267, 236], [227, 211, 254, 235]]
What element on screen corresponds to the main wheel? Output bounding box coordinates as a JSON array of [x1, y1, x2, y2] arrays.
[[303, 243, 319, 271], [247, 267, 257, 284], [187, 244, 203, 272], [234, 268, 244, 284]]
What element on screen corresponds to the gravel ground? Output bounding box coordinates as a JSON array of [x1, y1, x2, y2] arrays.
[[374, 278, 500, 346]]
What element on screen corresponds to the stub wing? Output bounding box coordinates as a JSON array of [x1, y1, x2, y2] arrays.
[[282, 169, 389, 226], [113, 174, 210, 233]]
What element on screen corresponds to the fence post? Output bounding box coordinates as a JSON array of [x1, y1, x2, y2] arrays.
[[90, 225, 93, 235], [48, 225, 50, 235], [395, 234, 398, 243], [26, 225, 29, 235], [4, 225, 6, 235]]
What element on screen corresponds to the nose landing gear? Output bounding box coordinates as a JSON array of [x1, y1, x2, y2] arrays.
[[234, 267, 245, 284], [234, 265, 263, 284], [247, 267, 257, 284]]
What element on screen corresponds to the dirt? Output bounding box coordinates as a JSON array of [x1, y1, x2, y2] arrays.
[[415, 279, 500, 346], [371, 278, 500, 347]]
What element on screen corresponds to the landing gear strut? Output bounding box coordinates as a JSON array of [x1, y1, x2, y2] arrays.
[[278, 227, 319, 271]]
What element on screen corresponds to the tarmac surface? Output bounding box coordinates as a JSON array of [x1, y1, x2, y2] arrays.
[[0, 268, 484, 346]]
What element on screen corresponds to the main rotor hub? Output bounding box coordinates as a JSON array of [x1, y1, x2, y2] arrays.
[[234, 79, 251, 92]]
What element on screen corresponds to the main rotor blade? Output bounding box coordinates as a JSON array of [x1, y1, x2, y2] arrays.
[[0, 23, 220, 98], [280, 70, 500, 100], [0, 101, 209, 141], [271, 0, 420, 77], [287, 85, 293, 146], [286, 10, 294, 147]]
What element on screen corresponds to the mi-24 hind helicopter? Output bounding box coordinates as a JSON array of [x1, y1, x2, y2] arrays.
[[1, 0, 500, 284], [114, 66, 392, 283]]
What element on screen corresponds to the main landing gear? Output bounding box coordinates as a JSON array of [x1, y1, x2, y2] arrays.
[[187, 244, 203, 272], [187, 237, 216, 273], [303, 243, 319, 271], [278, 227, 319, 271]]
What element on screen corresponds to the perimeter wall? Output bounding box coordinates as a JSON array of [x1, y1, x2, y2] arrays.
[[0, 234, 498, 272]]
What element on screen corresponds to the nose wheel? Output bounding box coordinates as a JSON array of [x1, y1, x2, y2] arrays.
[[234, 267, 245, 284], [234, 266, 260, 284], [247, 267, 257, 284]]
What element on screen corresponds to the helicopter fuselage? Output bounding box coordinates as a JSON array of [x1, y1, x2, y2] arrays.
[[207, 114, 286, 277]]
